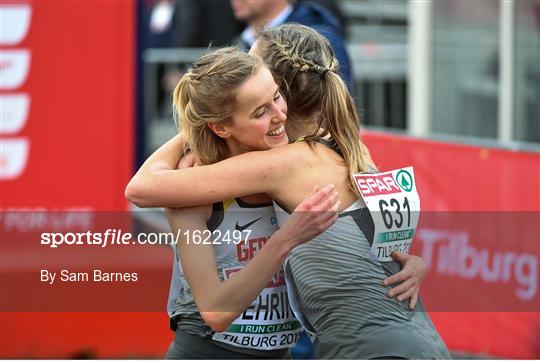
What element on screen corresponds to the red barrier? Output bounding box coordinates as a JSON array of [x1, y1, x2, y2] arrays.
[[0, 2, 174, 358], [363, 131, 540, 359], [1, 313, 171, 358], [363, 132, 540, 212], [0, 0, 134, 211]]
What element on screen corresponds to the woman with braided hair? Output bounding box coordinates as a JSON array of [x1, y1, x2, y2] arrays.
[[127, 24, 448, 358], [149, 47, 340, 359]]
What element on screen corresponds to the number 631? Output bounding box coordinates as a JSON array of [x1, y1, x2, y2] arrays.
[[378, 197, 411, 229]]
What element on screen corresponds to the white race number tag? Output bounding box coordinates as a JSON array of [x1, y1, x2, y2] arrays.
[[353, 167, 420, 261], [211, 266, 302, 350]]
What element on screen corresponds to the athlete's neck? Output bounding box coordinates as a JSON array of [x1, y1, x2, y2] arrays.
[[286, 113, 322, 140], [224, 142, 246, 159]]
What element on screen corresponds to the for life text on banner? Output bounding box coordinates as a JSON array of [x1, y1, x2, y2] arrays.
[[353, 167, 420, 261]]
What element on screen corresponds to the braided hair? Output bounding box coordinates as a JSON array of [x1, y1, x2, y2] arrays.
[[258, 23, 368, 190]]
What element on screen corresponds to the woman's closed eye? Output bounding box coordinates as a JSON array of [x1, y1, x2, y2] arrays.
[[254, 108, 267, 118], [254, 92, 281, 118]]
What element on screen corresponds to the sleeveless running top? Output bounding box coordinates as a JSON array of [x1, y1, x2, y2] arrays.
[[167, 198, 303, 357], [273, 137, 451, 358]]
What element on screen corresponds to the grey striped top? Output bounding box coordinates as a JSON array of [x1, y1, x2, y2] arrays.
[[275, 199, 451, 359]]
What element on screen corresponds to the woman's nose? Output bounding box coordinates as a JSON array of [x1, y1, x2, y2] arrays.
[[272, 103, 287, 122]]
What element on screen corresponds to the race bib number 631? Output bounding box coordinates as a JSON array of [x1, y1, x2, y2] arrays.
[[353, 167, 420, 261]]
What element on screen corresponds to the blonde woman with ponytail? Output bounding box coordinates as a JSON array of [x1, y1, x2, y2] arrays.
[[127, 24, 449, 359], [150, 47, 340, 359]]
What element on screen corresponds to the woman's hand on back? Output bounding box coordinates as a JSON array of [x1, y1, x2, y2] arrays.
[[383, 251, 426, 310]]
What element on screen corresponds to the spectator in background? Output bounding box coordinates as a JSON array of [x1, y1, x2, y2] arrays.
[[231, 0, 353, 91], [147, 0, 243, 48]]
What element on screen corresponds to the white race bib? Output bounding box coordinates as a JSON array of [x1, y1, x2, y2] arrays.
[[212, 266, 303, 350], [353, 167, 420, 261]]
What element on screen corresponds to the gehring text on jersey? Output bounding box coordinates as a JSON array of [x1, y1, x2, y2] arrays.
[[40, 269, 138, 284]]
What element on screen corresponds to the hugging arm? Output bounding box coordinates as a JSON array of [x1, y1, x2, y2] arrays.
[[125, 134, 294, 208], [169, 185, 339, 332], [383, 252, 426, 310]]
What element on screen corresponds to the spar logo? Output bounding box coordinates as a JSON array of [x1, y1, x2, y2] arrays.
[[355, 171, 405, 197], [396, 169, 413, 192]]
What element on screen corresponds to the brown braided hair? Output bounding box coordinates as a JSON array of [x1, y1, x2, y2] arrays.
[[257, 23, 368, 190]]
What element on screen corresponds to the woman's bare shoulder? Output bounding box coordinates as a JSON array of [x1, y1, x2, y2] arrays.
[[228, 141, 312, 165], [269, 141, 314, 156]]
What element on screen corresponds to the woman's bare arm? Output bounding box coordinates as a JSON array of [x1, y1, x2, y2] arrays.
[[169, 185, 339, 332], [125, 135, 299, 208]]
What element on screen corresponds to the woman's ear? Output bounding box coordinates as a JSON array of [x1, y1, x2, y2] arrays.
[[207, 122, 232, 139]]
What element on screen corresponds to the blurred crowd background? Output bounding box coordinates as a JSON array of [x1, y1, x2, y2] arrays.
[[137, 0, 539, 164]]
